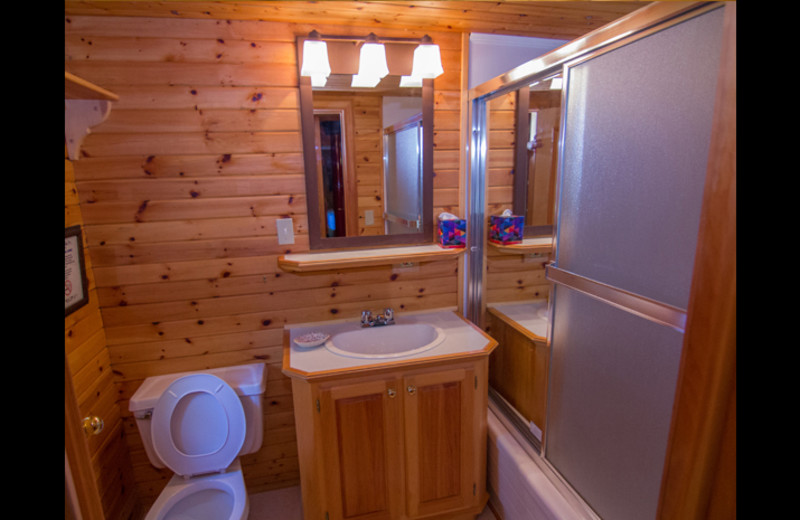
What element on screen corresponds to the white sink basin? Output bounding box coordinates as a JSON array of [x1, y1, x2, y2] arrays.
[[325, 323, 445, 359]]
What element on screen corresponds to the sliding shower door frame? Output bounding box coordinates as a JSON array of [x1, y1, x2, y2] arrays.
[[544, 4, 726, 519], [464, 3, 725, 519]]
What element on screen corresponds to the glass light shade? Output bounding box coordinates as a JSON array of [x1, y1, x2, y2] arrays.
[[301, 39, 331, 78], [411, 43, 443, 79], [358, 42, 389, 79], [550, 77, 563, 90], [351, 73, 381, 88]]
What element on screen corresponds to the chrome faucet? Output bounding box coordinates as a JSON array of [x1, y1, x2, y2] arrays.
[[361, 308, 395, 327]]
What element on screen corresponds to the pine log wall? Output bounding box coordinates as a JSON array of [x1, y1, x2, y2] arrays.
[[65, 14, 464, 516]]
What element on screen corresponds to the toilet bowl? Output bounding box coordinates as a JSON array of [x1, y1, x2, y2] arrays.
[[129, 364, 266, 520], [146, 460, 249, 520]]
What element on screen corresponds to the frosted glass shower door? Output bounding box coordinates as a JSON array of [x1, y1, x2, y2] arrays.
[[544, 6, 725, 520]]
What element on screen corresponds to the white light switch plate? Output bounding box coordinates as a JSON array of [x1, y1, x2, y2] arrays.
[[365, 210, 374, 226], [276, 218, 294, 244]]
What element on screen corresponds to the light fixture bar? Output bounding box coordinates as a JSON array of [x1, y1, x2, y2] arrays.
[[310, 33, 431, 44]]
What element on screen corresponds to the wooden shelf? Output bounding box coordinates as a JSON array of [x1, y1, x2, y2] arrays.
[[488, 236, 553, 255], [65, 71, 119, 101], [278, 244, 465, 272]]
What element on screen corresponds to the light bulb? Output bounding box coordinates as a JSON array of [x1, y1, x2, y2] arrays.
[[400, 75, 422, 87], [351, 73, 381, 88]]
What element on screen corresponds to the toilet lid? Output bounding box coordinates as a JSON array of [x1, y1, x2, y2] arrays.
[[151, 374, 246, 477]]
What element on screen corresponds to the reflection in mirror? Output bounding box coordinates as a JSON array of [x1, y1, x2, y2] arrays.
[[314, 109, 355, 237], [515, 73, 561, 232], [297, 35, 435, 250], [481, 73, 562, 450], [384, 113, 423, 234]]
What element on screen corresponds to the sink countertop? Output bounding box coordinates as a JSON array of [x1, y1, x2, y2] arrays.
[[282, 308, 497, 378]]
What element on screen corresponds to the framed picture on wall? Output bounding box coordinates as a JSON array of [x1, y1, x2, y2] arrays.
[[65, 225, 89, 316]]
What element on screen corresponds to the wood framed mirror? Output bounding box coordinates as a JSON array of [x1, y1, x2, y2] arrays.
[[297, 35, 434, 251]]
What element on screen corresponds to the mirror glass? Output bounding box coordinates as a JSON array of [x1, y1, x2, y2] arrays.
[[298, 38, 434, 250], [513, 72, 562, 237], [477, 70, 562, 451]]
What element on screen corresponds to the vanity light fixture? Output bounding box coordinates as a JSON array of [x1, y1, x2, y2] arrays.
[[299, 31, 443, 87], [300, 30, 331, 87]]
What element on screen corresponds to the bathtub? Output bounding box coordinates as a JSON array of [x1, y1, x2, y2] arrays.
[[486, 299, 550, 439], [486, 404, 598, 520], [487, 300, 549, 339]]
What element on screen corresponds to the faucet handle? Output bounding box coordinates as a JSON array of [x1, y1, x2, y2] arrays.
[[383, 308, 394, 321], [361, 310, 373, 325]]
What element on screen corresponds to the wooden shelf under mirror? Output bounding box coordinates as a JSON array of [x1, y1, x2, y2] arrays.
[[277, 244, 465, 272], [488, 236, 552, 255]]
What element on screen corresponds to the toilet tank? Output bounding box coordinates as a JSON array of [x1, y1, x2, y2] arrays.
[[129, 363, 267, 469]]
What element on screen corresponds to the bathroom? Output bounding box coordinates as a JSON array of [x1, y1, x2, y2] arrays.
[[65, 2, 735, 519]]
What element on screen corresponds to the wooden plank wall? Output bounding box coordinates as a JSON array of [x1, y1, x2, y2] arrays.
[[65, 13, 464, 511], [66, 147, 139, 520]]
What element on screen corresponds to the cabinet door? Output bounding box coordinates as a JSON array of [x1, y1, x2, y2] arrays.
[[319, 377, 403, 520], [403, 366, 476, 517]]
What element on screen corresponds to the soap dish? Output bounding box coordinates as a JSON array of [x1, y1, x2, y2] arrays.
[[294, 332, 330, 349]]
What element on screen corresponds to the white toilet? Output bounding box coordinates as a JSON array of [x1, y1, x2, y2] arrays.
[[129, 363, 267, 520]]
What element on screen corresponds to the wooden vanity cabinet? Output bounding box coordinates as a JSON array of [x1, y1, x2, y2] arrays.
[[290, 358, 489, 520]]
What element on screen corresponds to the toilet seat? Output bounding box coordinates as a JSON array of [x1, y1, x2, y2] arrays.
[[151, 374, 246, 477]]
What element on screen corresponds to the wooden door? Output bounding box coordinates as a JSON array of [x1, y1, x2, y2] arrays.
[[403, 366, 476, 518], [65, 352, 105, 520], [318, 377, 404, 520]]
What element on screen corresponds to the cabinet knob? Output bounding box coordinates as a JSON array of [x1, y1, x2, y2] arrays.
[[407, 385, 416, 395], [387, 388, 396, 398]]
